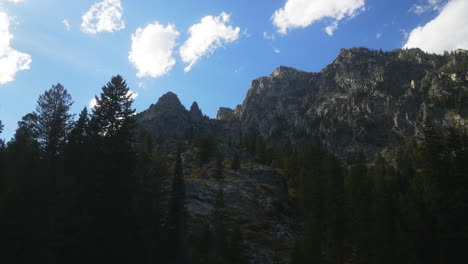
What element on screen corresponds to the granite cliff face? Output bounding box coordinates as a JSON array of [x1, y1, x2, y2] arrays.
[[219, 47, 468, 159], [137, 48, 467, 158]]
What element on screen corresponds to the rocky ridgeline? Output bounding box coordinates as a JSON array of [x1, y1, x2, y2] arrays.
[[134, 47, 467, 263], [134, 92, 215, 139], [218, 47, 468, 159]]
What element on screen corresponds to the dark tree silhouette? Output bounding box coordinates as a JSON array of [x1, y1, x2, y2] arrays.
[[86, 75, 137, 264], [90, 75, 135, 139], [167, 146, 188, 263], [35, 83, 73, 158]]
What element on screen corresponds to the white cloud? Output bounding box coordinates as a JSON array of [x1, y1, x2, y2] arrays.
[[127, 90, 138, 100], [180, 12, 240, 72], [272, 0, 365, 35], [274, 49, 281, 54], [409, 0, 443, 15], [403, 0, 468, 54], [128, 22, 180, 78], [0, 11, 31, 85], [325, 21, 338, 36], [1, 0, 25, 3], [263, 32, 275, 40], [81, 0, 124, 34], [400, 28, 409, 40], [376, 32, 382, 39], [89, 97, 97, 108], [62, 19, 71, 31]]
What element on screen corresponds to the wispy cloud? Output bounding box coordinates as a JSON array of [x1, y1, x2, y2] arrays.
[[409, 0, 443, 15], [263, 32, 275, 40], [325, 21, 339, 36], [2, 0, 25, 3], [62, 19, 71, 31], [180, 12, 240, 72]]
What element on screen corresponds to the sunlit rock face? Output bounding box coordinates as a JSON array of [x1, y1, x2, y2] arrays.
[[236, 48, 467, 160], [136, 48, 466, 160]]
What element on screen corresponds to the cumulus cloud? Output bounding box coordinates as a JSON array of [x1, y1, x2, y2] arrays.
[[409, 0, 443, 15], [180, 12, 240, 72], [272, 0, 365, 35], [274, 49, 281, 54], [81, 0, 124, 34], [62, 19, 71, 31], [0, 12, 31, 85], [128, 22, 180, 78], [403, 0, 468, 54]]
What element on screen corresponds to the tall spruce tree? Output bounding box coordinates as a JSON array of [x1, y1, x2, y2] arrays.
[[167, 145, 188, 263], [35, 83, 73, 158], [90, 75, 135, 141], [68, 107, 89, 147], [87, 75, 137, 264]]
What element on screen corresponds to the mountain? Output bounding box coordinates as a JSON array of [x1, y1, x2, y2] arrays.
[[134, 91, 214, 140], [133, 47, 467, 263], [218, 47, 468, 160], [137, 47, 467, 160]]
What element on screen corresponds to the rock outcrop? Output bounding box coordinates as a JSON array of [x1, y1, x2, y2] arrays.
[[134, 92, 214, 139], [234, 48, 468, 159]]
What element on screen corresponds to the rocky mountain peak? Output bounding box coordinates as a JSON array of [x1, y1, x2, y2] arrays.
[[153, 91, 184, 112], [189, 101, 202, 116], [271, 66, 303, 78]]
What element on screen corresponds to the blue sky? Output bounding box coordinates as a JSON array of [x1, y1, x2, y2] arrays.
[[0, 0, 467, 140]]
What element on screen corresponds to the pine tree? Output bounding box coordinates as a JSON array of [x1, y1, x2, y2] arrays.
[[87, 75, 137, 264], [167, 146, 188, 263], [90, 75, 135, 140], [133, 135, 167, 264], [35, 83, 73, 158], [68, 107, 89, 147]]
